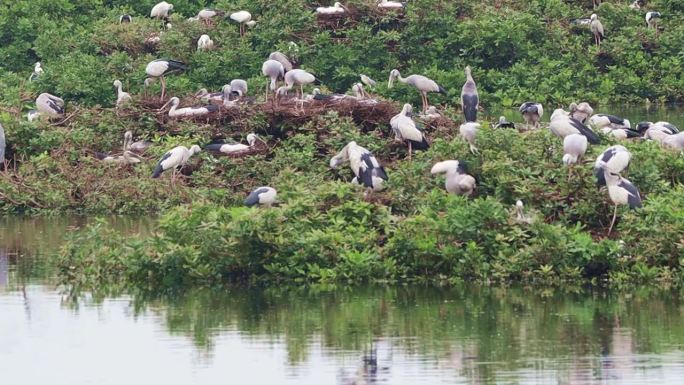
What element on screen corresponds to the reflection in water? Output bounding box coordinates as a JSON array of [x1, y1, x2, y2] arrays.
[[1, 214, 684, 384]]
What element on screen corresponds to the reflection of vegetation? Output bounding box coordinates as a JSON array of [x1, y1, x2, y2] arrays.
[[102, 285, 684, 378]]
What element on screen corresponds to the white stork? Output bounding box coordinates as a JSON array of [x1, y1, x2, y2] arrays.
[[197, 34, 214, 51], [549, 109, 600, 144], [459, 122, 480, 154], [330, 141, 388, 192], [244, 187, 278, 207], [36, 93, 65, 119], [230, 11, 254, 37], [29, 62, 43, 82], [276, 69, 319, 100], [205, 134, 258, 155], [388, 69, 446, 113], [150, 2, 173, 26], [113, 80, 131, 108], [594, 145, 631, 187], [431, 160, 476, 196], [151, 145, 201, 180], [145, 59, 186, 100], [590, 14, 605, 47], [197, 9, 225, 25], [390, 103, 429, 159], [161, 97, 219, 118], [262, 59, 285, 100], [562, 133, 588, 166], [316, 2, 348, 15], [596, 160, 642, 235]]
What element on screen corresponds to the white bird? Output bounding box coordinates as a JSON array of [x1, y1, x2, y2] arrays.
[[594, 145, 631, 187], [330, 141, 388, 192], [268, 51, 294, 72], [197, 34, 214, 51], [205, 134, 258, 155], [596, 160, 642, 235], [230, 11, 253, 37], [562, 133, 588, 166], [244, 186, 277, 207], [145, 59, 186, 100], [421, 106, 441, 120], [390, 104, 429, 159], [388, 69, 446, 113], [160, 97, 219, 118], [662, 132, 684, 151], [590, 14, 605, 47], [460, 66, 479, 122], [150, 2, 173, 22], [36, 93, 65, 119], [635, 121, 679, 135], [262, 59, 285, 100], [194, 88, 223, 102], [277, 69, 319, 100], [569, 102, 594, 124], [459, 122, 480, 154], [124, 131, 152, 154], [113, 80, 132, 108], [224, 79, 248, 100], [360, 74, 376, 89], [151, 145, 201, 180], [316, 2, 348, 15], [629, 0, 642, 10], [549, 109, 600, 144], [430, 160, 476, 196], [514, 200, 534, 225], [351, 83, 367, 99], [646, 11, 661, 29], [494, 116, 515, 129], [519, 102, 543, 129], [96, 131, 143, 165], [119, 14, 133, 24], [377, 0, 405, 9], [197, 9, 225, 25], [589, 114, 631, 130], [29, 62, 43, 82], [27, 109, 41, 122]]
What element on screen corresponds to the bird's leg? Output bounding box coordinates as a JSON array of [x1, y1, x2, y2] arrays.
[[607, 204, 618, 236], [423, 93, 428, 113], [408, 141, 412, 161], [265, 82, 269, 103], [160, 77, 166, 101]]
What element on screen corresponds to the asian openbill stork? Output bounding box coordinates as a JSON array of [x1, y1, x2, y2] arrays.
[[388, 69, 446, 113], [145, 59, 186, 100], [460, 66, 479, 122], [152, 145, 201, 181], [596, 160, 642, 235], [244, 187, 278, 207], [519, 102, 543, 129], [330, 141, 388, 192], [431, 160, 476, 196]]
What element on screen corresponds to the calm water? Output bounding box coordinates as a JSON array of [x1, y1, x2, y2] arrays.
[[1, 216, 684, 385]]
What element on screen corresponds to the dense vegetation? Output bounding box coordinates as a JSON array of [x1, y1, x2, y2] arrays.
[[1, 1, 683, 287]]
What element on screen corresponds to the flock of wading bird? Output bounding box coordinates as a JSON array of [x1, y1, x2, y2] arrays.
[[5, 1, 680, 233]]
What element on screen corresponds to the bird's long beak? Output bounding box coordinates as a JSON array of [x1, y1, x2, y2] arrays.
[[387, 75, 394, 89]]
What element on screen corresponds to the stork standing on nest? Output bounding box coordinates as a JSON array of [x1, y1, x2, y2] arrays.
[[113, 80, 131, 108], [161, 97, 219, 118], [390, 103, 429, 159], [276, 69, 320, 107], [330, 141, 388, 192], [460, 66, 479, 122], [316, 2, 348, 15], [152, 145, 201, 181], [224, 79, 248, 101], [262, 59, 285, 101], [590, 14, 605, 48], [519, 102, 543, 129], [197, 9, 225, 25], [205, 134, 258, 155], [230, 11, 254, 37], [388, 69, 446, 113], [36, 93, 65, 120], [431, 160, 476, 196], [596, 160, 642, 235], [145, 59, 186, 100], [244, 187, 278, 207]]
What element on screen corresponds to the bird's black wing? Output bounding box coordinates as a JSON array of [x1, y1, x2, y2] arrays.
[[602, 114, 625, 125], [244, 188, 269, 206], [622, 129, 641, 138], [163, 59, 188, 74], [47, 100, 64, 114], [661, 123, 679, 134], [462, 94, 478, 122], [619, 179, 642, 209], [569, 118, 600, 144]]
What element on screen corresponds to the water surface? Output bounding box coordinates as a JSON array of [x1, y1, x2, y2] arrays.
[[2, 217, 684, 385]]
